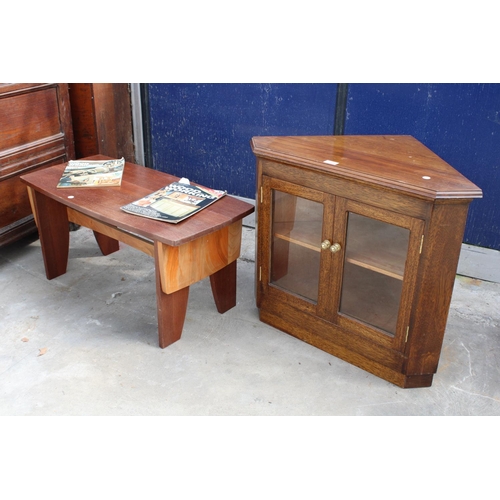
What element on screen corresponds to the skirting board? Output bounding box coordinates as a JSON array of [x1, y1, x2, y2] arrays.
[[457, 243, 500, 284]]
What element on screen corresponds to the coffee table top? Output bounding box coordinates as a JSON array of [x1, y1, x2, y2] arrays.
[[21, 155, 255, 246]]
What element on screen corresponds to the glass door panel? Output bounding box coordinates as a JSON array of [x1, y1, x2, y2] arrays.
[[271, 190, 324, 303], [339, 212, 410, 336]]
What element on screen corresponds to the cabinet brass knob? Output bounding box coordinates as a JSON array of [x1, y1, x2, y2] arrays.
[[330, 243, 341, 253], [321, 239, 332, 250]]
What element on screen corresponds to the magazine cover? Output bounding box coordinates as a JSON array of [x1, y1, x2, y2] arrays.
[[121, 181, 226, 223], [56, 157, 125, 188]]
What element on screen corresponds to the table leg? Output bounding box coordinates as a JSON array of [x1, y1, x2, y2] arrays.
[[93, 231, 120, 255], [209, 260, 237, 313], [154, 242, 190, 348], [30, 189, 69, 280]]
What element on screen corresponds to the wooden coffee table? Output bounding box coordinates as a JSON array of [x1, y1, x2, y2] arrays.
[[21, 155, 254, 348]]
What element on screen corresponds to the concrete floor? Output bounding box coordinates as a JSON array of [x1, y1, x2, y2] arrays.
[[1, 224, 499, 416]]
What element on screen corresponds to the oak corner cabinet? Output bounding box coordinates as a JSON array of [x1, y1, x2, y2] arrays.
[[251, 135, 482, 388]]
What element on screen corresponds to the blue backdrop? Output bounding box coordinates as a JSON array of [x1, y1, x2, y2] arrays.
[[344, 83, 499, 250], [147, 83, 337, 198], [146, 83, 499, 250]]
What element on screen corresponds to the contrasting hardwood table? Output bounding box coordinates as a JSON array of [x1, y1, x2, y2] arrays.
[[21, 156, 254, 348]]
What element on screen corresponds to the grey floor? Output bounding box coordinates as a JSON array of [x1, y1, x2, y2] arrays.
[[1, 224, 499, 416]]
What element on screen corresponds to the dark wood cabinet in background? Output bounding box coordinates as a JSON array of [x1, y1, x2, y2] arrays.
[[68, 83, 135, 163], [252, 135, 482, 388], [0, 83, 75, 246], [0, 83, 136, 247]]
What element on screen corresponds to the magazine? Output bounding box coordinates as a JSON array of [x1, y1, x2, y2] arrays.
[[56, 157, 125, 188], [120, 180, 226, 224]]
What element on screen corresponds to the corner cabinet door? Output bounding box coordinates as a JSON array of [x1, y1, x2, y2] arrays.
[[259, 175, 336, 317], [330, 197, 425, 352]]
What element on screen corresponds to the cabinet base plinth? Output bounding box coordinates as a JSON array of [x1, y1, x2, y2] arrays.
[[400, 373, 434, 389], [259, 308, 434, 389]]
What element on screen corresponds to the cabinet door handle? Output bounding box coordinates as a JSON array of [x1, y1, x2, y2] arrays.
[[321, 240, 341, 253]]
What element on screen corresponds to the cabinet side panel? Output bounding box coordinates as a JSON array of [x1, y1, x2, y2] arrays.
[[57, 84, 75, 160], [68, 83, 135, 162], [405, 201, 471, 375], [255, 161, 267, 307], [68, 83, 99, 158]]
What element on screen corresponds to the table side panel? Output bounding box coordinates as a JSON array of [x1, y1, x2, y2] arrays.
[[156, 221, 242, 294], [29, 187, 70, 279], [67, 207, 155, 257]]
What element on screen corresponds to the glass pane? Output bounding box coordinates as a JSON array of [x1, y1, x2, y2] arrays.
[[271, 190, 323, 303], [339, 212, 410, 336]]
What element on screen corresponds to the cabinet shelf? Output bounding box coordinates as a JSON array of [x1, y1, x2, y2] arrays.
[[340, 262, 402, 334], [273, 218, 407, 280], [345, 213, 409, 281], [345, 254, 403, 281], [274, 225, 320, 252]]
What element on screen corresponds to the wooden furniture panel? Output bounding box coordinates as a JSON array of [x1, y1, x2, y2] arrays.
[[68, 83, 135, 163], [0, 83, 74, 246], [252, 135, 482, 388]]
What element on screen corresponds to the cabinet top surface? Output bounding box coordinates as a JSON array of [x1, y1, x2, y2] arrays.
[[251, 135, 482, 200]]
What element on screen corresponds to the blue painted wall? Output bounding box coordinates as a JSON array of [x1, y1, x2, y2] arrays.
[[344, 84, 500, 250], [147, 84, 337, 198], [146, 83, 499, 250]]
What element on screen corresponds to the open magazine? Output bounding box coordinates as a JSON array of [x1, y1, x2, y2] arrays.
[[57, 158, 125, 188], [121, 180, 226, 224]]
